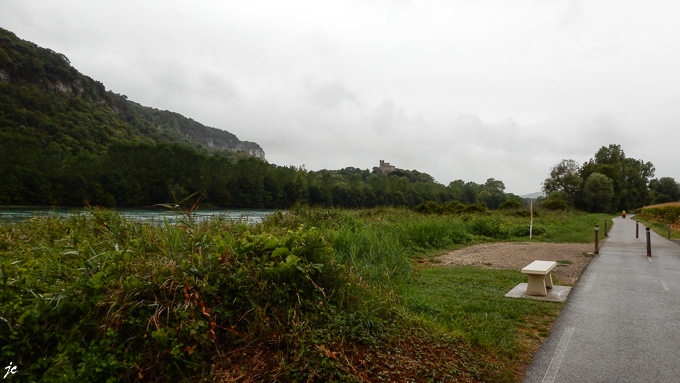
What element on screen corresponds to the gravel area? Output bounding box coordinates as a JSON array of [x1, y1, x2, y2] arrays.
[[434, 242, 595, 285]]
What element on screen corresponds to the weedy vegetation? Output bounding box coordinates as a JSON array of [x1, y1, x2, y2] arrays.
[[0, 205, 609, 382], [636, 203, 680, 240]]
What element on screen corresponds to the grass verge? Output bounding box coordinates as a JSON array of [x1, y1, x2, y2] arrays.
[[400, 266, 561, 381], [631, 216, 680, 240]]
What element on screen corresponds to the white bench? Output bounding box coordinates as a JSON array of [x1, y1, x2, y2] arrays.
[[521, 260, 557, 296]]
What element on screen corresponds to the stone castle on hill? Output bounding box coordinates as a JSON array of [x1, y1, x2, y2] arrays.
[[379, 160, 395, 174]]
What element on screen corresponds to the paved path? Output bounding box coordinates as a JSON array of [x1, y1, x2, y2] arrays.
[[524, 216, 680, 383]]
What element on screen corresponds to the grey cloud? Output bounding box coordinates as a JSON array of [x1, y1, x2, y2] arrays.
[[306, 80, 359, 108], [370, 99, 414, 135], [370, 99, 400, 134], [199, 70, 239, 100], [5, 0, 680, 195]]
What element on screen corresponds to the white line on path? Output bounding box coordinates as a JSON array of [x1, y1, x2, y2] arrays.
[[542, 327, 575, 383], [661, 280, 670, 292]]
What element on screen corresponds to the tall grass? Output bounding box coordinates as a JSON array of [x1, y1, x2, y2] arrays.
[[1, 206, 610, 382], [531, 211, 614, 242], [259, 206, 612, 291]]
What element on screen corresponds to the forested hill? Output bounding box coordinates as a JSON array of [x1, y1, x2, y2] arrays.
[[0, 27, 264, 159]]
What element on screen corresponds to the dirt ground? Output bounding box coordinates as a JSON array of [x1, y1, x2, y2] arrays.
[[434, 242, 596, 285]]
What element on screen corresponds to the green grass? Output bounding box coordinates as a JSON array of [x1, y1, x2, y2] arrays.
[[258, 206, 611, 381], [632, 215, 680, 240], [531, 212, 614, 243], [400, 266, 560, 354]]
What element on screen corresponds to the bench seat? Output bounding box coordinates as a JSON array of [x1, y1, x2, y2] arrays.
[[521, 260, 557, 296]]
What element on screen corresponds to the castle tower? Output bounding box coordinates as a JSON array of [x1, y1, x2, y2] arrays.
[[379, 160, 395, 174]]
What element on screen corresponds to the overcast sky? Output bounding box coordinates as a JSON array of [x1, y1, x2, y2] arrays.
[[2, 1, 679, 195]]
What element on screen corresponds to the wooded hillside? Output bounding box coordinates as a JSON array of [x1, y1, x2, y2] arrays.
[[0, 27, 264, 159]]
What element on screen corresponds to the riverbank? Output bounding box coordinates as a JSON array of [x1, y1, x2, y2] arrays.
[[0, 206, 612, 382]]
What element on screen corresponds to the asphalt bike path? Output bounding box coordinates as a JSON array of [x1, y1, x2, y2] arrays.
[[524, 215, 680, 383]]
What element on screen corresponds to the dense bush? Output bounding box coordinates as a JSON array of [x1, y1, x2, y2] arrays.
[[413, 200, 488, 215], [467, 216, 509, 239], [498, 199, 524, 210], [0, 209, 390, 382], [542, 199, 569, 210], [512, 209, 539, 218]]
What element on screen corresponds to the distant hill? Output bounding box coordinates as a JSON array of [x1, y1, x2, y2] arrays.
[[521, 191, 544, 199], [0, 27, 264, 159]]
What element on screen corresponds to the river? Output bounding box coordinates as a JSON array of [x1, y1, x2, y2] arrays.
[[0, 207, 277, 225]]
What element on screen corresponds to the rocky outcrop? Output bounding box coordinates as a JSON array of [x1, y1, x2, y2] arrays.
[[237, 142, 266, 160]]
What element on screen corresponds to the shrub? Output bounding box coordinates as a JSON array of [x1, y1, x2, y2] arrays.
[[440, 200, 465, 214], [542, 199, 569, 210], [413, 201, 484, 215], [0, 210, 385, 382], [512, 209, 539, 218], [498, 199, 523, 210], [467, 216, 508, 239], [461, 203, 488, 214], [413, 201, 440, 214]]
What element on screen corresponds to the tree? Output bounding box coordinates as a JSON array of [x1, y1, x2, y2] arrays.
[[543, 159, 583, 205], [582, 173, 614, 212], [447, 180, 466, 202], [498, 199, 523, 210], [620, 158, 655, 209], [483, 178, 505, 192], [479, 178, 506, 209], [459, 181, 480, 204], [292, 169, 310, 204], [583, 145, 654, 210], [649, 177, 680, 204]]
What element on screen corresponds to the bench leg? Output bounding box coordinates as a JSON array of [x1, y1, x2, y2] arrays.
[[526, 274, 548, 296], [545, 273, 553, 289]]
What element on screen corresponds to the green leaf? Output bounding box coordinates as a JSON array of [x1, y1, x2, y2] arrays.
[[89, 271, 105, 289], [284, 254, 300, 266], [272, 247, 290, 259], [264, 239, 280, 250]]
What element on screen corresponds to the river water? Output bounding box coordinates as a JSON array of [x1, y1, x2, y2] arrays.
[[0, 207, 277, 225]]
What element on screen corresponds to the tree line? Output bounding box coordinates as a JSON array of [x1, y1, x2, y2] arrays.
[[0, 136, 522, 209], [542, 144, 679, 212]]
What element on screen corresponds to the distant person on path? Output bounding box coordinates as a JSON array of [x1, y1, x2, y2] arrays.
[[622, 210, 626, 218]]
